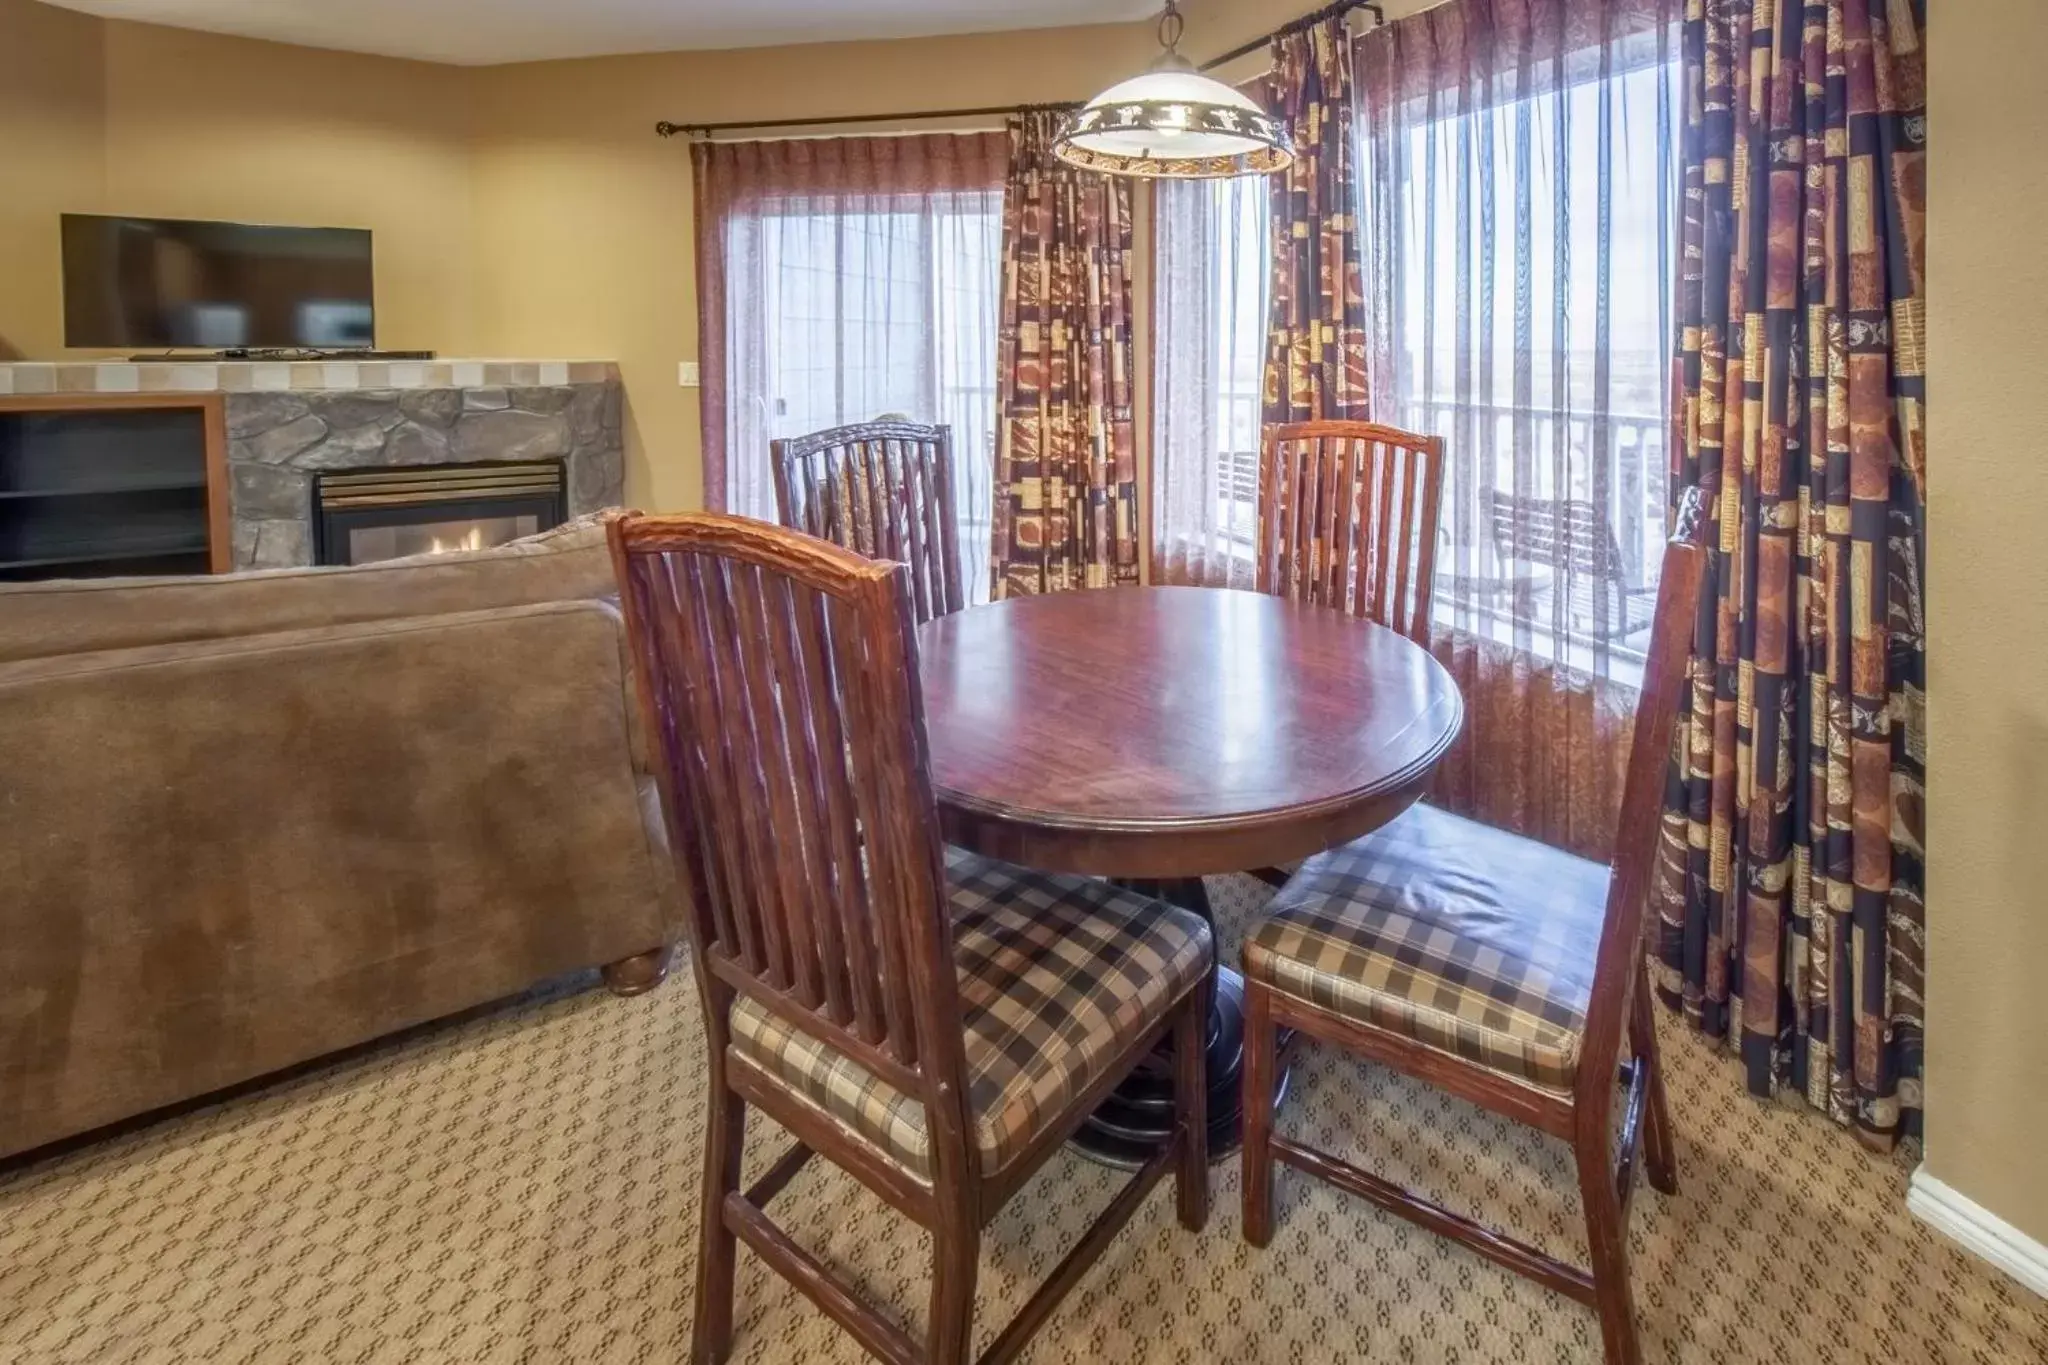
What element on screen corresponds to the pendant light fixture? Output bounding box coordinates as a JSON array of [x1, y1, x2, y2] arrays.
[[1052, 0, 1293, 180]]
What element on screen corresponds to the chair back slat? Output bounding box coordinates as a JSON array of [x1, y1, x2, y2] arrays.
[[784, 576, 874, 1033], [1315, 447, 1343, 599], [827, 591, 923, 1062], [674, 556, 763, 974], [1323, 441, 1355, 605], [644, 555, 745, 963], [931, 444, 963, 619], [1412, 440, 1445, 633], [610, 513, 966, 1096], [894, 441, 935, 623], [862, 442, 892, 558], [1259, 421, 1445, 643], [754, 569, 833, 1010], [731, 562, 822, 1000], [773, 421, 966, 624], [1389, 441, 1420, 628], [1575, 487, 1710, 1107], [1367, 439, 1395, 623], [725, 561, 811, 989]]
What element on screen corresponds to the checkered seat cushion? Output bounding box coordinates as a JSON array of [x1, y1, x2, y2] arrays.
[[729, 849, 1212, 1180], [1244, 804, 1609, 1092]]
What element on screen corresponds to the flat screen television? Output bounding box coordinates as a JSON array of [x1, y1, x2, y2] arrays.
[[61, 214, 374, 350]]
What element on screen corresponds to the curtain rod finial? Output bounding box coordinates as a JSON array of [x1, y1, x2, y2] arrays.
[[655, 121, 685, 138]]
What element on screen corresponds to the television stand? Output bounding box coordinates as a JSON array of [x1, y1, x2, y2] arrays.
[[124, 349, 437, 362]]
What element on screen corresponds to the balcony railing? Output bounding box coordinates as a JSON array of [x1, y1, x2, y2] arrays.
[[1204, 392, 1668, 675]]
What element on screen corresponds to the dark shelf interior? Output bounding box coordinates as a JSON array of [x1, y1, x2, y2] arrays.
[[0, 407, 212, 582], [0, 552, 212, 583], [0, 474, 208, 501]]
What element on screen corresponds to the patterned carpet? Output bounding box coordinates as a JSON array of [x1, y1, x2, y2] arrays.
[[4, 877, 2043, 1365]]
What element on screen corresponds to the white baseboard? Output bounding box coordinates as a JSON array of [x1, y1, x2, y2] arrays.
[[1908, 1165, 2048, 1300]]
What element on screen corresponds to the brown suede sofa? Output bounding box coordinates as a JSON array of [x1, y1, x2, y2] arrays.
[[0, 516, 680, 1160]]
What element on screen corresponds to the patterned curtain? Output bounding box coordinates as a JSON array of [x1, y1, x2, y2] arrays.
[[1263, 18, 1368, 425], [1655, 0, 1927, 1147], [989, 110, 1140, 596]]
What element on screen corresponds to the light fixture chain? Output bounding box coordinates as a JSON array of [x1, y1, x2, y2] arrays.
[[1157, 1, 1185, 56]]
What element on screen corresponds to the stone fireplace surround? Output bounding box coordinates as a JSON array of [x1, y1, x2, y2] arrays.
[[228, 383, 623, 569]]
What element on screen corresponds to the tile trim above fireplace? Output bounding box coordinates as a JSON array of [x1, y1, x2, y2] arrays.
[[223, 380, 624, 570], [0, 359, 616, 397]]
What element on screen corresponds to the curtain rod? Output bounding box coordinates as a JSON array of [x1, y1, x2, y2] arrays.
[[654, 0, 1385, 140], [656, 101, 1074, 140], [1201, 0, 1385, 71]]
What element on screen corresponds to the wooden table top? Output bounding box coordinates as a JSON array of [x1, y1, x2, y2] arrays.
[[917, 586, 1464, 878]]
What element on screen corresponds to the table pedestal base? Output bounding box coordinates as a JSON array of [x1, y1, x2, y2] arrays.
[[1071, 879, 1292, 1169], [1069, 966, 1289, 1168]]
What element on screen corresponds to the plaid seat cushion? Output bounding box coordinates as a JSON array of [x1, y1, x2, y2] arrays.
[[729, 849, 1212, 1180], [1244, 804, 1608, 1092]]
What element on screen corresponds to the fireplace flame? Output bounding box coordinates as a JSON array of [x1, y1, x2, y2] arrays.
[[426, 525, 488, 556]]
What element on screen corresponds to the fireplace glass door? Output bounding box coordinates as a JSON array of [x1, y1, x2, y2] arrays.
[[314, 462, 566, 566], [341, 511, 543, 564]]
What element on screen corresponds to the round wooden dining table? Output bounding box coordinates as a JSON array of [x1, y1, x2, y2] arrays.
[[917, 585, 1464, 1165]]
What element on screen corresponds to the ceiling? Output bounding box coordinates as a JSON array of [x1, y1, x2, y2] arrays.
[[44, 0, 1157, 65]]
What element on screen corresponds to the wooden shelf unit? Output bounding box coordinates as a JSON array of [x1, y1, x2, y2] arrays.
[[0, 393, 230, 580]]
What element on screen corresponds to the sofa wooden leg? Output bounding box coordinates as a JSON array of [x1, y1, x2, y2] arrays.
[[602, 946, 673, 997]]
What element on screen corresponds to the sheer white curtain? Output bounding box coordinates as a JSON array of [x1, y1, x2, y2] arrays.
[[1152, 175, 1270, 587], [1361, 0, 1680, 679], [695, 134, 1005, 601], [1358, 0, 1681, 857]]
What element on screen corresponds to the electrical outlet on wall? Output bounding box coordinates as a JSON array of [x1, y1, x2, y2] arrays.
[[678, 361, 701, 387]]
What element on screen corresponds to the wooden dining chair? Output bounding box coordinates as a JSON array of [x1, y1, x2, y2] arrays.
[[1256, 420, 1447, 645], [1237, 487, 1708, 1365], [1249, 419, 1448, 887], [609, 513, 1212, 1365], [772, 419, 965, 624]]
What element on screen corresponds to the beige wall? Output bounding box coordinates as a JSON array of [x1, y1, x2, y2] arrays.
[[96, 21, 479, 355], [0, 0, 106, 359], [0, 0, 476, 360], [1923, 2, 2048, 1247]]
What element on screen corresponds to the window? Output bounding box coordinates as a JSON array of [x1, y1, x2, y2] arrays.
[[729, 196, 1002, 600], [1363, 43, 1681, 678], [696, 133, 1007, 602]]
